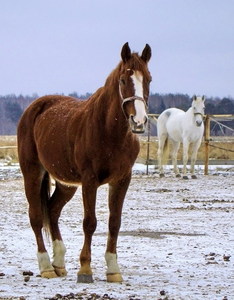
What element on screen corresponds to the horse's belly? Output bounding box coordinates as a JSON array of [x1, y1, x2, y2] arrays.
[[166, 120, 183, 142]]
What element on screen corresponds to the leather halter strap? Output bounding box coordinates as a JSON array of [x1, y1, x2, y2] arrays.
[[121, 96, 147, 120], [194, 112, 204, 117], [121, 96, 147, 110]]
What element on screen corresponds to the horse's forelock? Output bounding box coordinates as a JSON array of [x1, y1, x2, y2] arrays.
[[104, 53, 150, 89], [125, 53, 148, 71]]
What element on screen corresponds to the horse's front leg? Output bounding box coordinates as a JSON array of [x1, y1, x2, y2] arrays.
[[105, 174, 131, 283], [182, 141, 189, 179], [190, 141, 201, 179], [77, 180, 98, 283]]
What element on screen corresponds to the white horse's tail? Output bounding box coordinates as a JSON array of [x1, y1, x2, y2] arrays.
[[157, 110, 171, 166], [162, 135, 170, 165]]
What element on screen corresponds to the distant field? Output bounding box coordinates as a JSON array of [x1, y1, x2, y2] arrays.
[[0, 135, 233, 163], [0, 136, 18, 161]]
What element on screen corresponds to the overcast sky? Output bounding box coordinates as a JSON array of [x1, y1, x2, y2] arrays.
[[1, 0, 234, 98]]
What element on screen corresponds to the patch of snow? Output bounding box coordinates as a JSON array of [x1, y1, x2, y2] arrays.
[[0, 166, 233, 299]]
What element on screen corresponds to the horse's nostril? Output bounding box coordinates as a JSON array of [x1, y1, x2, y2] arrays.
[[130, 115, 136, 124]]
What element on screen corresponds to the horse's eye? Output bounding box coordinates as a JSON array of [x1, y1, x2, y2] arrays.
[[120, 78, 125, 85], [127, 69, 134, 76]]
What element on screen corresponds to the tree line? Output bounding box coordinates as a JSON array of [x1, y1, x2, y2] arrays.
[[0, 93, 233, 135]]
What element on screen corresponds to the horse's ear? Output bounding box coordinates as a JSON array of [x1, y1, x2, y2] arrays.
[[202, 95, 206, 101], [121, 42, 131, 63], [193, 95, 197, 101], [141, 44, 151, 63]]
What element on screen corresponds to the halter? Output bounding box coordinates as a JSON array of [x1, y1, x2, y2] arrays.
[[194, 112, 204, 117], [121, 96, 148, 120]]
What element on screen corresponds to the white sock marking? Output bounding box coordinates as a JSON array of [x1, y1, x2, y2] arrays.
[[37, 252, 53, 272], [53, 239, 66, 267], [105, 252, 121, 274]]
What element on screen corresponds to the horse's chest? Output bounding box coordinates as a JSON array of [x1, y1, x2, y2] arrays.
[[96, 160, 130, 184], [184, 125, 203, 142], [187, 131, 202, 142], [96, 145, 138, 183]]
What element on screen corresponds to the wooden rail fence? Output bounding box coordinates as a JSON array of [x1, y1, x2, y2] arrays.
[[0, 115, 233, 175]]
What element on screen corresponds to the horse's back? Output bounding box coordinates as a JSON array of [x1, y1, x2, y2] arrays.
[[18, 95, 80, 150], [18, 95, 80, 131], [157, 108, 184, 140]]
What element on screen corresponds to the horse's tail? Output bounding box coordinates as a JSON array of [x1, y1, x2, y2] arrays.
[[162, 136, 170, 165], [40, 172, 51, 235], [157, 110, 170, 165]]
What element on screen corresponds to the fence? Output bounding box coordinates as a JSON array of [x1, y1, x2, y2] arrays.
[[0, 115, 234, 174]]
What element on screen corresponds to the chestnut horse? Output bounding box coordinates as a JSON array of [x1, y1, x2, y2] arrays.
[[17, 43, 152, 283]]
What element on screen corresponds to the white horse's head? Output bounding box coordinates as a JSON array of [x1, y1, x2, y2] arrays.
[[192, 95, 205, 127]]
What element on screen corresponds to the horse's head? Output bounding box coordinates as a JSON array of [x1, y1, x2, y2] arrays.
[[192, 95, 205, 127], [119, 42, 152, 134]]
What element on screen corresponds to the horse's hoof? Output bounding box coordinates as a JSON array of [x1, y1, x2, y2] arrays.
[[77, 274, 94, 283], [53, 266, 67, 277], [107, 273, 123, 283], [176, 174, 181, 178], [182, 176, 189, 180], [191, 175, 197, 179], [41, 270, 58, 279], [159, 173, 165, 178]]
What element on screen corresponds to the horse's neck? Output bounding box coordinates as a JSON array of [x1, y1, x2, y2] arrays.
[[184, 107, 195, 124], [89, 85, 129, 136], [85, 64, 131, 139], [105, 88, 129, 129]]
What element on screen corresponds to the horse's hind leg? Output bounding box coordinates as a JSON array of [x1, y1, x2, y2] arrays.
[[105, 174, 131, 283], [48, 182, 77, 276], [171, 141, 181, 177], [157, 134, 167, 177], [23, 169, 57, 278]]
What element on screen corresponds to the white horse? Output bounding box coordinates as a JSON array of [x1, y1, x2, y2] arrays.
[[157, 95, 205, 179]]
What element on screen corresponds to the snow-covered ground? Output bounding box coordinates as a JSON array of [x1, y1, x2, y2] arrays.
[[0, 163, 233, 300]]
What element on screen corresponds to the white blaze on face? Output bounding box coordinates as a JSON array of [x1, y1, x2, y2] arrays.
[[131, 71, 147, 125]]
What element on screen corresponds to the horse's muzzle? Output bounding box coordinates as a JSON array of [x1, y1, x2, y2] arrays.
[[129, 115, 147, 134], [196, 120, 203, 127]]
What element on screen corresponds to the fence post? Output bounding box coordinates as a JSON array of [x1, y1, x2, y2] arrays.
[[146, 117, 151, 175], [204, 115, 210, 175]]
